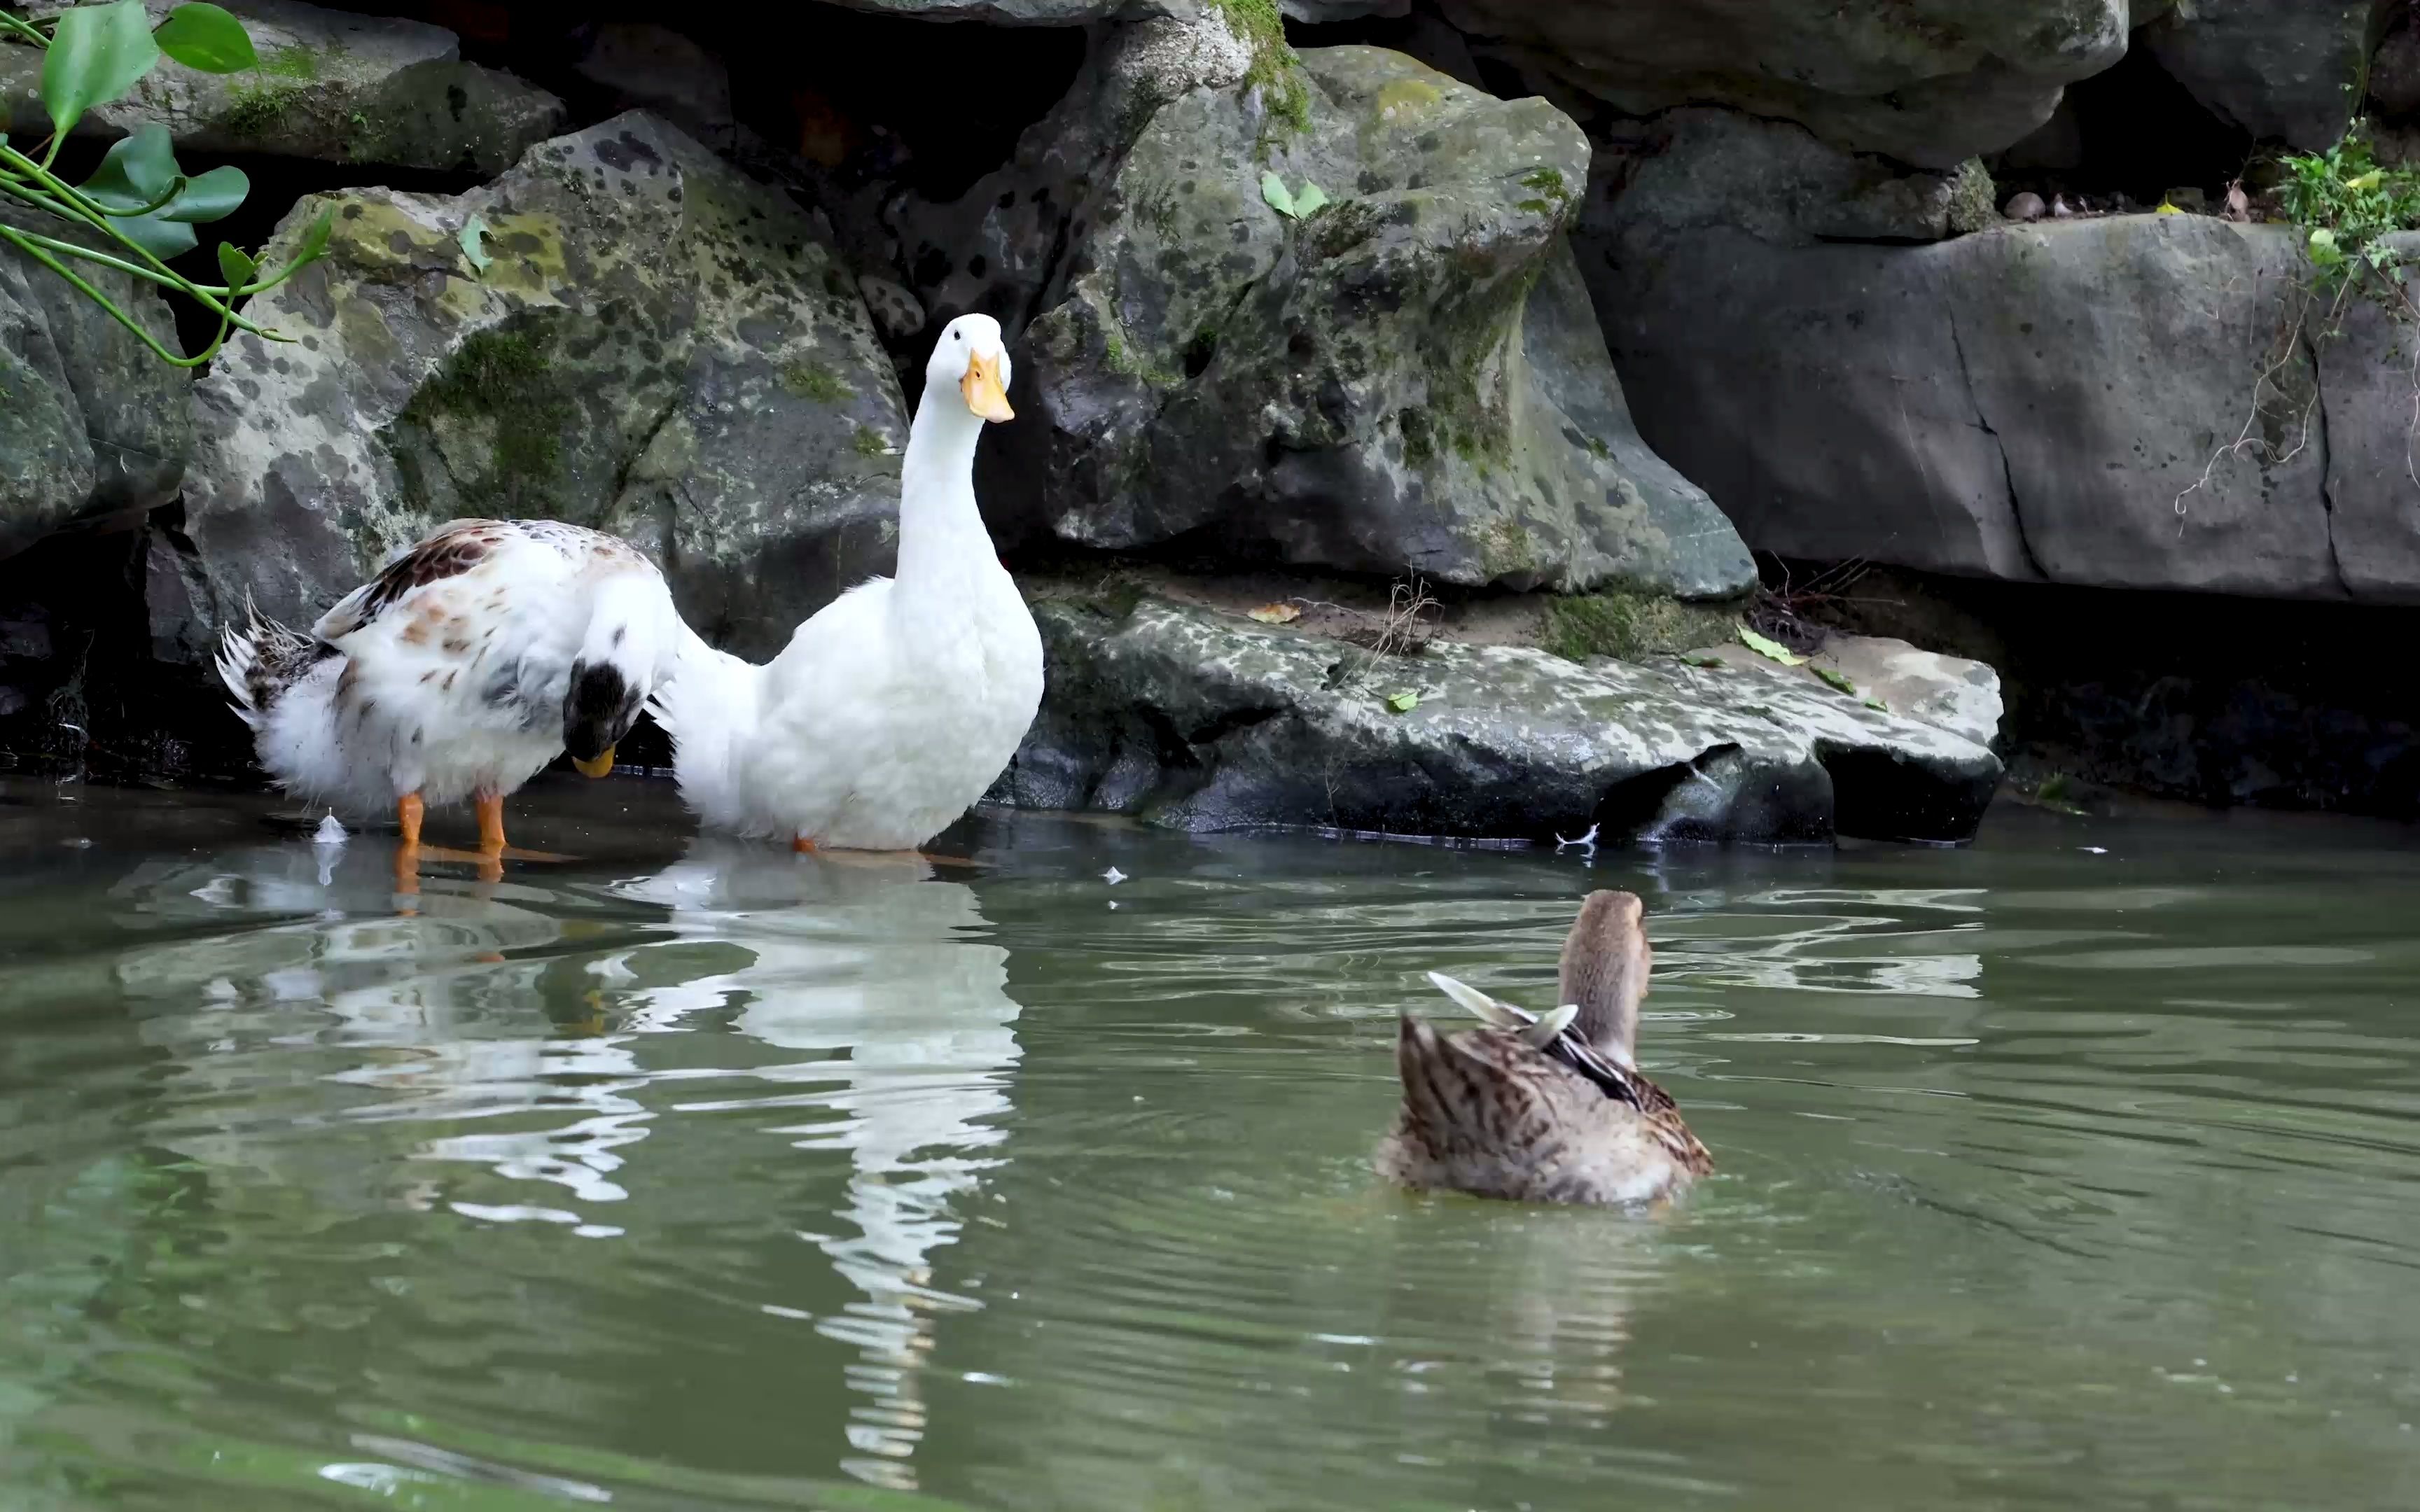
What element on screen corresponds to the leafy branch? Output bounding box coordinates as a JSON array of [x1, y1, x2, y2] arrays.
[[0, 0, 335, 366]]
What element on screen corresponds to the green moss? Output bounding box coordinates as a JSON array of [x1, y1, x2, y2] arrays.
[[401, 326, 575, 500], [1541, 589, 1739, 664], [1398, 406, 1433, 466], [852, 425, 887, 457], [1476, 517, 1540, 578], [221, 80, 301, 137], [1945, 158, 1997, 236], [780, 359, 852, 404], [1209, 0, 1309, 141], [260, 44, 324, 80], [1103, 325, 1180, 388], [1518, 167, 1568, 198]]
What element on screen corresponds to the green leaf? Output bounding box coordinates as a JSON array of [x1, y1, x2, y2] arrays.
[[154, 3, 258, 74], [457, 214, 491, 272], [1863, 697, 1889, 712], [1737, 626, 1807, 666], [1814, 666, 1857, 694], [1292, 181, 1329, 218], [43, 0, 162, 139], [79, 122, 179, 207], [1259, 170, 1296, 219], [77, 124, 197, 258], [1384, 690, 1418, 713], [216, 240, 255, 288], [160, 163, 246, 223]]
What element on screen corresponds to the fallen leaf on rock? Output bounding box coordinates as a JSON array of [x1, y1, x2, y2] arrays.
[[1247, 603, 1301, 624], [1737, 626, 1807, 666], [1384, 690, 1419, 713]]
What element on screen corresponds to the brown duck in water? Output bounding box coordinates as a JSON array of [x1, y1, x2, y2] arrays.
[[1377, 890, 1712, 1207]]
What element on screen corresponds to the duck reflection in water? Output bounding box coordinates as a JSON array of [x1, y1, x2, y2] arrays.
[[106, 835, 1024, 1495], [604, 839, 1022, 1492]]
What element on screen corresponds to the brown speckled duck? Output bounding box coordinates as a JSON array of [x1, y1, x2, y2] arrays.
[[1377, 890, 1712, 1207]]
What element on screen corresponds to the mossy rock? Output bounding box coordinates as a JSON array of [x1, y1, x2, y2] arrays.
[[989, 592, 2001, 844], [1017, 44, 1753, 599], [0, 5, 564, 174], [180, 112, 906, 662], [1541, 590, 1741, 663]]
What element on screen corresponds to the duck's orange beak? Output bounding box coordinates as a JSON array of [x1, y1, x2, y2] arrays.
[[572, 746, 615, 778], [962, 348, 1014, 422]]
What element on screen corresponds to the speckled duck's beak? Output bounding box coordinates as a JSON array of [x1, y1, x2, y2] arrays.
[[572, 746, 615, 778]]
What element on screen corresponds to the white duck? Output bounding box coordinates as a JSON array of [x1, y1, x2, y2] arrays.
[[215, 518, 683, 876], [649, 314, 1043, 855]]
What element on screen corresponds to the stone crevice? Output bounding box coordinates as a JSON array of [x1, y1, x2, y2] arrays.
[[1942, 271, 2050, 584]]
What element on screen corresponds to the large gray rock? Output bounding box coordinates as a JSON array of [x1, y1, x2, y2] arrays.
[[2316, 228, 2420, 601], [2138, 0, 2377, 150], [0, 211, 192, 558], [1692, 633, 2007, 750], [1587, 118, 2368, 598], [1594, 108, 1994, 245], [1434, 0, 2129, 167], [989, 592, 2003, 844], [178, 112, 907, 660], [2, 0, 564, 174], [1019, 45, 1753, 597]]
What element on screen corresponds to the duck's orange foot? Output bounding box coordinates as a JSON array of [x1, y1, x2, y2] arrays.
[[793, 834, 819, 853]]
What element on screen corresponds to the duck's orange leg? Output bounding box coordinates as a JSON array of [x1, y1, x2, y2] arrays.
[[394, 791, 425, 912], [793, 834, 819, 853], [476, 792, 507, 855]]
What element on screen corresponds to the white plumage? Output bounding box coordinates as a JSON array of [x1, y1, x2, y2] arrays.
[[649, 314, 1043, 852], [215, 518, 685, 853]]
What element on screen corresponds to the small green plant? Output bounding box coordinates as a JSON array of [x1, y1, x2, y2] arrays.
[[1259, 172, 1328, 220], [2181, 120, 2420, 518], [1209, 0, 1308, 141], [0, 1, 335, 366], [2276, 125, 2420, 293]]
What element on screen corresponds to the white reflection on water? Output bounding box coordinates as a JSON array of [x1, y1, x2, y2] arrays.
[[103, 836, 1024, 1494], [605, 841, 1022, 1490]]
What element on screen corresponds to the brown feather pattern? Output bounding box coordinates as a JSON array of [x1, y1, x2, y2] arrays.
[[1377, 890, 1710, 1207]]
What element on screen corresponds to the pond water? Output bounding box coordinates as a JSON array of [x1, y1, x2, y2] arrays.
[[1, 778, 2417, 1511]]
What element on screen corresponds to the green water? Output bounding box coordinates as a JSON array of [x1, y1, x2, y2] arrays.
[[1, 780, 2417, 1511]]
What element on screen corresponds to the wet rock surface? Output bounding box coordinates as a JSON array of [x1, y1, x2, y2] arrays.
[[991, 591, 2002, 844]]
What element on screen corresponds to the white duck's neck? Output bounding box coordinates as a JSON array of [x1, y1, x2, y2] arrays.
[[894, 384, 992, 600]]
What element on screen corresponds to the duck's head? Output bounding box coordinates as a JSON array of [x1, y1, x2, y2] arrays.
[[930, 313, 1014, 424]]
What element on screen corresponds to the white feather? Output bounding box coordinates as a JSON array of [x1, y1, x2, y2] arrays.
[[215, 521, 683, 820], [649, 315, 1043, 851]]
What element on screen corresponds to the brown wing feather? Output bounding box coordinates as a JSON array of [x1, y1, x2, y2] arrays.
[[314, 519, 510, 642]]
